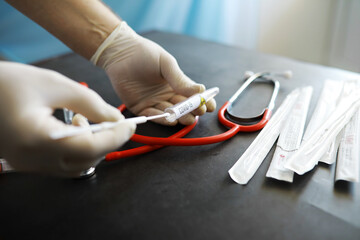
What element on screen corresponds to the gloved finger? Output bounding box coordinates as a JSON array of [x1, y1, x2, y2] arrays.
[[59, 120, 135, 157], [205, 98, 216, 112], [178, 113, 196, 125], [160, 52, 205, 97], [37, 112, 134, 172], [59, 120, 136, 172], [35, 115, 93, 175], [47, 72, 123, 123], [71, 113, 90, 127]]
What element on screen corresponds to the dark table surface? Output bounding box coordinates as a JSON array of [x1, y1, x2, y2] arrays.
[[1, 31, 360, 240]]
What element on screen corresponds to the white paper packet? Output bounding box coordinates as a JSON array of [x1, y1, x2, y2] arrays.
[[302, 80, 343, 164], [321, 130, 344, 165], [285, 80, 360, 175], [266, 87, 313, 182], [0, 158, 14, 173], [335, 108, 360, 182], [228, 89, 300, 185]]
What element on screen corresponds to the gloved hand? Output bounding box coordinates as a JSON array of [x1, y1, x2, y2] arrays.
[[0, 61, 135, 177], [91, 22, 216, 126]]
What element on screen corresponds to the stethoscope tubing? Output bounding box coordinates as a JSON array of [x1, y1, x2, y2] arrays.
[[105, 72, 276, 161], [106, 116, 199, 161], [105, 102, 271, 161]]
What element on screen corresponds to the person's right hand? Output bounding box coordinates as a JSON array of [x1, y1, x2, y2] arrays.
[[0, 61, 135, 177], [91, 22, 216, 126]]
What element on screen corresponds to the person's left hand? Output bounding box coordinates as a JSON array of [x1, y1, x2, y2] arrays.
[[0, 62, 135, 177], [91, 22, 216, 126]]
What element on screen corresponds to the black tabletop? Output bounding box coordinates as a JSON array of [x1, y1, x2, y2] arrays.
[[1, 32, 360, 240]]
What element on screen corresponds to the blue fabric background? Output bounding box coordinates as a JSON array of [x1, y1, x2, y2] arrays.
[[0, 0, 258, 63]]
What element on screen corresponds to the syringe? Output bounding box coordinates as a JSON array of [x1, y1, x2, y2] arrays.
[[50, 87, 219, 140]]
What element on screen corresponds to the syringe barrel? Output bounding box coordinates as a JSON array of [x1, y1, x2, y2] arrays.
[[165, 87, 219, 122]]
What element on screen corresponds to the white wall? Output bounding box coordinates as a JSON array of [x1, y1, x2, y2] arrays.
[[221, 0, 260, 49], [257, 0, 336, 66], [328, 0, 360, 72]]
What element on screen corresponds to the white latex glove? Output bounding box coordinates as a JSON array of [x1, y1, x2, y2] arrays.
[[0, 61, 135, 177], [91, 22, 216, 126]]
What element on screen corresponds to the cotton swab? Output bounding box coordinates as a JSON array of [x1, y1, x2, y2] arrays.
[[50, 113, 170, 140]]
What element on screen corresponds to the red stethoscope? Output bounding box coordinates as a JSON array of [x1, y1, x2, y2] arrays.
[[105, 72, 282, 161]]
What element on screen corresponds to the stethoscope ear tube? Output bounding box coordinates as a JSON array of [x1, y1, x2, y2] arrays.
[[225, 72, 279, 129]]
